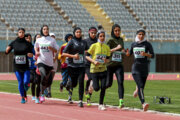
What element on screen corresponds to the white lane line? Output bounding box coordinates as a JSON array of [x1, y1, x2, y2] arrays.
[[0, 92, 180, 118]]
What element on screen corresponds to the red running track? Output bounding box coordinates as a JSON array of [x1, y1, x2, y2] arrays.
[[0, 93, 180, 120], [0, 73, 180, 80]]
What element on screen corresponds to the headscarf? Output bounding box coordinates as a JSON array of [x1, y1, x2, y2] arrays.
[[97, 30, 105, 44], [73, 27, 82, 40], [111, 24, 121, 39], [88, 26, 97, 41], [135, 28, 146, 43], [64, 33, 73, 42], [40, 25, 49, 37]]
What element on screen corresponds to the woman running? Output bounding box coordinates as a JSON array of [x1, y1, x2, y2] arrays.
[[62, 27, 88, 107], [106, 24, 126, 108], [86, 30, 110, 110], [34, 25, 59, 103], [5, 28, 33, 104], [84, 27, 97, 106], [126, 28, 154, 111], [30, 34, 41, 103]]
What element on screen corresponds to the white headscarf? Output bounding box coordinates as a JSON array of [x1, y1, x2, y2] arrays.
[[135, 35, 146, 43], [98, 39, 105, 44]]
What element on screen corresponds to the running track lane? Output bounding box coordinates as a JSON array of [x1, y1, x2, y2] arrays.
[[0, 93, 180, 120]]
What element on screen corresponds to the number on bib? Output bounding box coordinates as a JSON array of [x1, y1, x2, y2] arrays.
[[112, 51, 122, 62], [73, 54, 84, 64], [96, 54, 106, 63], [15, 55, 26, 64], [133, 47, 145, 58]]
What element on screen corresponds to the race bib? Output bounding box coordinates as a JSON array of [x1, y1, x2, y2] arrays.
[[133, 47, 145, 58], [96, 54, 106, 63], [15, 55, 26, 64], [73, 54, 84, 64], [40, 44, 49, 52], [112, 51, 122, 62]]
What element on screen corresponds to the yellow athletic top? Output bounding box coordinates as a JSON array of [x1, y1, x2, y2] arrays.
[[87, 42, 110, 73]]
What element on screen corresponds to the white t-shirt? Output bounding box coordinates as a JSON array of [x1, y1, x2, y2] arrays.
[[35, 36, 59, 67]]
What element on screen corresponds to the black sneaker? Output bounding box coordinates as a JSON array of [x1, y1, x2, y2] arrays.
[[60, 83, 63, 92], [68, 96, 73, 104], [78, 101, 83, 107]]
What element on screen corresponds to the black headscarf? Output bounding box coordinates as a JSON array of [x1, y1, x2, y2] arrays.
[[25, 33, 32, 43], [111, 24, 121, 39], [73, 27, 82, 40], [33, 33, 41, 44], [65, 33, 73, 42], [40, 25, 49, 37], [88, 26, 97, 41]]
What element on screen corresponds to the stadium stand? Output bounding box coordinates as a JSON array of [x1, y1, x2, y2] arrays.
[[0, 0, 73, 40], [0, 0, 179, 41], [54, 0, 99, 37]]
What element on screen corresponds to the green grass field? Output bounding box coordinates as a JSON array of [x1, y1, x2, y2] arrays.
[[0, 80, 179, 114]]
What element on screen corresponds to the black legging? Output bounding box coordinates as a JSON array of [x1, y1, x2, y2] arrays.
[[106, 65, 124, 99], [38, 63, 53, 95], [68, 67, 85, 101], [30, 69, 37, 96], [91, 71, 107, 105], [85, 67, 92, 92], [132, 74, 147, 104]]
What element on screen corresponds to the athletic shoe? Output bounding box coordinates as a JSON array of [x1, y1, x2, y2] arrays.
[[21, 98, 26, 104], [24, 83, 30, 91], [87, 100, 92, 106], [98, 105, 106, 111], [44, 89, 48, 97], [35, 98, 40, 104], [119, 99, 124, 108], [133, 90, 138, 98], [78, 101, 83, 107], [24, 97, 28, 103], [40, 95, 45, 103], [68, 96, 73, 104], [60, 83, 63, 92], [143, 103, 149, 111], [32, 96, 36, 101]]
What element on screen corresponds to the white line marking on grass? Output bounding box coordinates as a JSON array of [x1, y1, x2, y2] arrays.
[[0, 92, 180, 118]]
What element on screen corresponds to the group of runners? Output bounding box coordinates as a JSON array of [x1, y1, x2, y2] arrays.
[[5, 24, 154, 111]]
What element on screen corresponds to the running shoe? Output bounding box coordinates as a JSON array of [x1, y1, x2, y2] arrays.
[[133, 90, 138, 98], [119, 99, 124, 108], [68, 96, 73, 104], [98, 105, 106, 111], [60, 83, 64, 92], [143, 103, 149, 111], [40, 95, 45, 103], [24, 97, 28, 103], [87, 100, 92, 106], [24, 83, 30, 91], [78, 101, 83, 107], [32, 96, 36, 101], [21, 98, 26, 104], [35, 98, 40, 104]]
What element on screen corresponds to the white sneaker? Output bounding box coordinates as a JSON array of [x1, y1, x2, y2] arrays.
[[98, 105, 106, 111], [143, 103, 149, 111]]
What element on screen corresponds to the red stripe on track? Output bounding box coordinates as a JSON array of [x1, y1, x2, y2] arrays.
[[0, 93, 179, 120]]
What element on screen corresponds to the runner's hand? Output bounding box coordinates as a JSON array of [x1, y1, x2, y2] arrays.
[[74, 53, 80, 60]]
